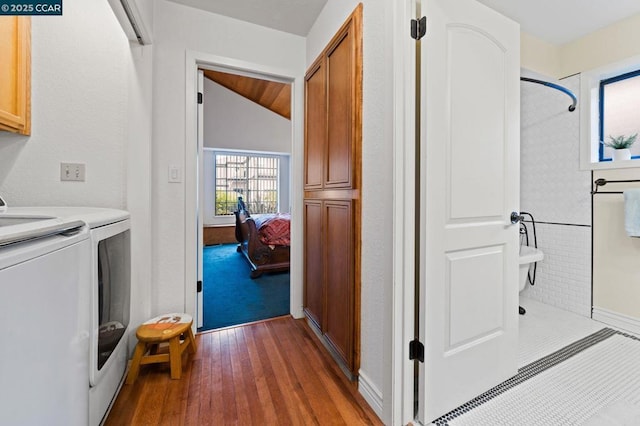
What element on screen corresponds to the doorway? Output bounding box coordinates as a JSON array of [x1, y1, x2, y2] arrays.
[[197, 69, 294, 331], [183, 51, 304, 334]]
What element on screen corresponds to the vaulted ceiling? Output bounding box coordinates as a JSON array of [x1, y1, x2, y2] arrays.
[[202, 70, 291, 120]]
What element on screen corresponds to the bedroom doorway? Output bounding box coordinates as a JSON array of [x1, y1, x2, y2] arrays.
[[196, 66, 294, 332]]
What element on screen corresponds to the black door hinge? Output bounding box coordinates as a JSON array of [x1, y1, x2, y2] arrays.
[[197, 280, 202, 292], [411, 16, 427, 40], [409, 338, 424, 362], [197, 92, 203, 104]]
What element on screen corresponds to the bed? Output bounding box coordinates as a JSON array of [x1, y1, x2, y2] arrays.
[[234, 197, 291, 278]]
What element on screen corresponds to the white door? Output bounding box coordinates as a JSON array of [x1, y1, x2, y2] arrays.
[[418, 0, 520, 422], [197, 69, 204, 328]]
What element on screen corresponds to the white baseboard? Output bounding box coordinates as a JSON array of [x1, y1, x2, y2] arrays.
[[358, 370, 384, 420], [592, 306, 640, 336]]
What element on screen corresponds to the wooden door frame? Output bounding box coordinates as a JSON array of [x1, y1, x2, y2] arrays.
[[184, 51, 304, 332]]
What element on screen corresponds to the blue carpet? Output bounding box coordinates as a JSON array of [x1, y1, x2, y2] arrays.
[[200, 243, 290, 331]]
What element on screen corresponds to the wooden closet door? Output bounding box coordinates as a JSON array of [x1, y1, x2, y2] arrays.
[[303, 200, 324, 329], [325, 22, 355, 189], [304, 60, 326, 190], [323, 200, 354, 369]]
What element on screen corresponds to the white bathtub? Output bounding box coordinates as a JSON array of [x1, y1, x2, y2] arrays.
[[519, 245, 544, 292]]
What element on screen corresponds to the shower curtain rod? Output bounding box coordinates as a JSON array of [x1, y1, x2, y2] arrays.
[[520, 77, 577, 112]]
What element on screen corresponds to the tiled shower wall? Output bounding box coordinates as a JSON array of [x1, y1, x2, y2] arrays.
[[520, 74, 592, 317]]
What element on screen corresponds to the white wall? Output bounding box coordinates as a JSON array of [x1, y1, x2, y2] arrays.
[[203, 79, 291, 152], [125, 41, 154, 347], [521, 32, 561, 79], [150, 0, 305, 317], [0, 0, 129, 208], [307, 1, 394, 421], [560, 13, 640, 78], [520, 74, 592, 317]]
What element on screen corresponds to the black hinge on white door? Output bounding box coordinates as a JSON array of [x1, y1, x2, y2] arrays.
[[197, 280, 202, 293], [197, 92, 203, 104], [411, 16, 427, 40], [409, 338, 425, 362]]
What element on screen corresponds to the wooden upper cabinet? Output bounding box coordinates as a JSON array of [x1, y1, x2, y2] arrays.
[[304, 60, 326, 190], [326, 27, 354, 189], [0, 16, 30, 136], [304, 6, 362, 191]]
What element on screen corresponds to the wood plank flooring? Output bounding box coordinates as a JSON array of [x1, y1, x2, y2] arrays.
[[105, 316, 383, 425]]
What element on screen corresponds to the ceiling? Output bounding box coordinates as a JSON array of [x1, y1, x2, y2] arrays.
[[203, 69, 291, 119], [477, 0, 640, 44], [167, 0, 327, 36], [167, 0, 640, 46]]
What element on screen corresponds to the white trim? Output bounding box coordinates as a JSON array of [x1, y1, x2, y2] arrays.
[[359, 370, 384, 419], [593, 306, 640, 336], [391, 0, 417, 425], [184, 50, 305, 330]]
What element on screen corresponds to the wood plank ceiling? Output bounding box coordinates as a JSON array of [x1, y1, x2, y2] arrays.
[[202, 69, 291, 120]]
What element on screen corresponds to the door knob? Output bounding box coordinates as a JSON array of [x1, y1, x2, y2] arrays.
[[510, 211, 524, 224]]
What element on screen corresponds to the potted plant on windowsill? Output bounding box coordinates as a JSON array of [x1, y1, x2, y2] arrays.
[[604, 134, 637, 161]]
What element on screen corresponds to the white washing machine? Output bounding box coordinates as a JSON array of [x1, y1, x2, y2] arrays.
[[3, 207, 131, 426], [0, 212, 90, 425]]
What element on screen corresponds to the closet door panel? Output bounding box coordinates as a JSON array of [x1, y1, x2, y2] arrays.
[[325, 29, 353, 189], [304, 60, 326, 190], [303, 200, 324, 329], [323, 200, 354, 368]]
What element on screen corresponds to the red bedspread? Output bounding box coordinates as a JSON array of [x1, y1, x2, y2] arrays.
[[253, 213, 291, 246]]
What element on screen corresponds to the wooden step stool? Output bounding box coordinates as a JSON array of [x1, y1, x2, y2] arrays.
[[126, 313, 197, 384]]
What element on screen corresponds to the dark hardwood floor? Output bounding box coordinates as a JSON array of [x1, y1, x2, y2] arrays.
[[105, 316, 383, 425]]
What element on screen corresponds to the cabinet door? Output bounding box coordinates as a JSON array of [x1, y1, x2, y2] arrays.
[[0, 17, 30, 135], [304, 60, 326, 190], [303, 200, 324, 329], [323, 200, 354, 369], [325, 23, 356, 189]]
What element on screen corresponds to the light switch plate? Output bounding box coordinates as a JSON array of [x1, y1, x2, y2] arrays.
[[168, 165, 182, 183], [60, 163, 86, 182]]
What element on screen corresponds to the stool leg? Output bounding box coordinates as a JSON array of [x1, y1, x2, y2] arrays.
[[126, 341, 147, 385], [187, 327, 197, 354], [169, 336, 182, 379]]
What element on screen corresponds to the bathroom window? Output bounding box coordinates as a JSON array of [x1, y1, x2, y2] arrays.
[[580, 59, 640, 170], [599, 69, 640, 162]]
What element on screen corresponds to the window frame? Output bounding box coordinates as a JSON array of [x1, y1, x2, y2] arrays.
[[598, 68, 640, 162], [214, 150, 281, 217], [579, 54, 640, 170], [202, 148, 291, 226]]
